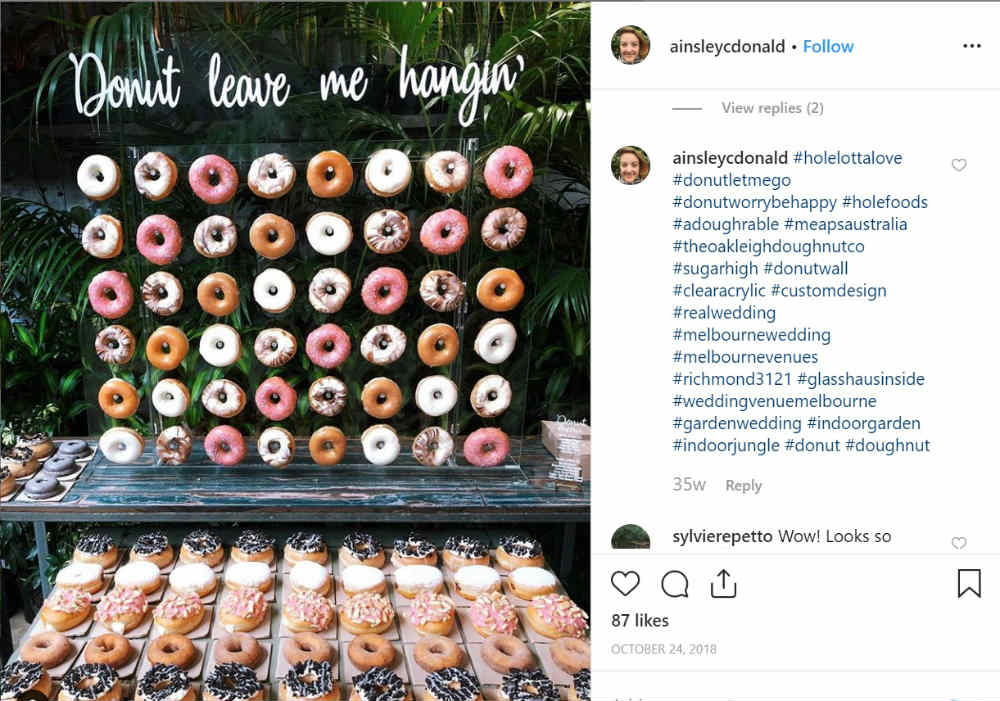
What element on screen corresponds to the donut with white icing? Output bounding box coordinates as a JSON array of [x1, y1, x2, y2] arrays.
[[360, 324, 406, 365], [253, 267, 296, 313], [411, 427, 454, 467], [365, 149, 412, 197], [307, 376, 347, 417], [81, 215, 123, 259], [199, 324, 242, 367], [474, 318, 517, 364], [201, 379, 246, 418], [308, 268, 350, 313], [99, 427, 144, 464], [415, 376, 458, 417], [393, 565, 444, 598], [305, 212, 352, 255], [257, 426, 294, 468], [361, 424, 400, 466], [470, 374, 512, 418], [152, 379, 189, 417], [134, 151, 178, 201], [247, 152, 296, 199], [77, 155, 121, 200], [114, 560, 161, 594]]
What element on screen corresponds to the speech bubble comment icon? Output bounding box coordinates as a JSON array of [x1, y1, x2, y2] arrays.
[[661, 570, 689, 598]]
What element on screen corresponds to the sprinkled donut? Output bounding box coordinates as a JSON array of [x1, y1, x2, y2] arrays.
[[350, 665, 404, 700], [365, 148, 412, 197], [500, 669, 557, 701], [463, 428, 510, 467], [88, 270, 134, 319], [197, 272, 240, 316], [361, 424, 399, 465], [308, 426, 346, 466], [152, 378, 190, 417], [570, 668, 591, 701], [484, 145, 534, 199], [309, 268, 351, 313], [254, 328, 297, 367], [476, 268, 524, 312], [258, 426, 295, 468], [142, 271, 184, 316], [281, 659, 336, 701], [202, 379, 247, 418], [420, 209, 468, 255], [306, 324, 351, 369], [255, 377, 297, 421], [307, 150, 354, 198], [474, 319, 517, 364], [99, 427, 145, 464], [134, 151, 178, 201], [204, 425, 246, 466], [199, 323, 242, 367], [525, 593, 588, 639], [413, 635, 463, 673], [306, 212, 353, 255], [361, 324, 406, 365], [250, 213, 296, 259], [77, 155, 120, 200], [470, 375, 512, 418], [363, 209, 410, 254], [82, 214, 123, 258], [361, 267, 407, 315], [61, 662, 121, 701], [203, 662, 263, 701], [414, 376, 458, 417], [135, 663, 192, 701], [308, 377, 348, 416], [424, 150, 470, 194], [194, 215, 238, 258], [419, 270, 465, 312], [361, 377, 403, 420], [137, 214, 183, 265], [417, 323, 459, 367], [248, 153, 296, 198], [254, 267, 296, 313], [95, 324, 136, 365], [98, 378, 140, 419], [156, 426, 193, 465], [147, 325, 189, 370], [425, 667, 480, 701], [481, 207, 527, 251], [411, 427, 454, 467], [188, 154, 238, 204]]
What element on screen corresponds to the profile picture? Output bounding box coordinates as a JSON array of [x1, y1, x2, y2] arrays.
[[612, 146, 650, 186], [612, 25, 650, 64], [612, 524, 650, 549]]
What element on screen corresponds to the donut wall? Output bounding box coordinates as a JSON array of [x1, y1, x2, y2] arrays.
[[79, 139, 538, 468]]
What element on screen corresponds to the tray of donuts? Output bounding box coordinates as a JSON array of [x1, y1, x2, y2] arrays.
[[5, 437, 96, 503]]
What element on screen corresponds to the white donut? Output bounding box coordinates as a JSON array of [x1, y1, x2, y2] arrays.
[[258, 427, 294, 468], [306, 212, 352, 255], [141, 271, 183, 316], [423, 151, 470, 194], [201, 379, 246, 418], [411, 427, 454, 467], [81, 215, 122, 258], [415, 376, 458, 417], [248, 153, 296, 197], [365, 148, 412, 197], [470, 374, 512, 418], [289, 561, 329, 593], [394, 565, 443, 594], [510, 566, 557, 591], [133, 151, 176, 200], [225, 561, 271, 590], [56, 562, 103, 589], [169, 563, 215, 595], [308, 268, 351, 313], [115, 561, 160, 590], [99, 427, 144, 464], [254, 267, 296, 313], [474, 319, 517, 364], [77, 154, 120, 200], [361, 424, 400, 466], [193, 215, 238, 258], [360, 325, 406, 365], [152, 379, 189, 417], [454, 564, 500, 595], [199, 323, 242, 367], [341, 565, 385, 593], [254, 328, 296, 368]]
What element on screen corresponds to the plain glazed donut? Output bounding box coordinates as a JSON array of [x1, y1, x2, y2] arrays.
[[365, 148, 412, 197], [254, 267, 296, 313], [255, 376, 297, 421], [413, 635, 462, 673], [197, 272, 240, 316], [306, 212, 353, 256], [152, 378, 189, 417], [361, 377, 403, 419], [484, 146, 534, 199], [347, 633, 395, 672], [361, 324, 406, 365], [423, 151, 470, 195], [213, 633, 262, 668], [309, 268, 351, 313], [307, 150, 353, 198], [419, 270, 465, 313], [361, 424, 399, 465], [470, 375, 512, 418], [88, 270, 133, 319], [248, 153, 296, 198], [188, 154, 238, 204], [463, 428, 510, 467], [481, 207, 527, 251], [415, 376, 458, 417], [84, 633, 131, 669], [147, 634, 197, 669], [282, 632, 332, 666], [306, 324, 351, 368], [481, 635, 532, 674], [205, 425, 246, 466], [309, 426, 346, 465], [202, 379, 247, 418], [258, 426, 295, 468], [254, 328, 297, 367], [146, 325, 189, 371], [20, 631, 73, 669], [99, 427, 145, 464], [199, 323, 241, 367], [363, 209, 410, 254], [476, 268, 524, 312], [419, 209, 468, 255], [250, 213, 296, 259], [411, 427, 454, 467], [417, 324, 459, 367], [82, 215, 123, 259], [142, 271, 184, 317], [474, 319, 517, 364], [137, 214, 183, 265], [551, 637, 590, 674], [95, 325, 136, 365], [309, 376, 348, 417], [77, 155, 120, 200], [98, 378, 140, 419], [361, 267, 407, 315], [134, 151, 178, 201], [194, 215, 238, 258]]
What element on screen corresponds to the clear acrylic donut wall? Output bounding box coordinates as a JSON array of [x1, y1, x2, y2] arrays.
[[79, 138, 538, 469]]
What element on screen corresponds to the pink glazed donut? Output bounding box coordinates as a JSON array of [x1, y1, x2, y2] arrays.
[[306, 324, 351, 369], [88, 271, 134, 319], [361, 267, 408, 315], [188, 154, 239, 204], [420, 209, 469, 255], [136, 214, 182, 265], [484, 146, 534, 199], [204, 424, 246, 465], [463, 427, 510, 467], [255, 377, 297, 421]]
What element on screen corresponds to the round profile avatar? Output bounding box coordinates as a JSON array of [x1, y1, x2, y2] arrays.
[[612, 25, 650, 65], [612, 524, 650, 549], [612, 146, 650, 186]]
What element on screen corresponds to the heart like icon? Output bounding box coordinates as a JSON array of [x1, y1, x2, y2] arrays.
[[611, 570, 640, 597], [952, 158, 968, 172], [952, 536, 968, 550]]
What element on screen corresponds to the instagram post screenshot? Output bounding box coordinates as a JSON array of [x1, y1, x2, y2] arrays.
[[1, 1, 997, 700]]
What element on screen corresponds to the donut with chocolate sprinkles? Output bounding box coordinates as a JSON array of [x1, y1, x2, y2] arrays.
[[76, 533, 114, 554], [425, 667, 480, 701], [443, 536, 487, 559], [204, 662, 262, 701], [234, 530, 276, 554], [60, 662, 119, 700], [136, 663, 191, 701], [343, 532, 383, 560], [182, 529, 221, 555], [497, 536, 542, 560], [393, 533, 435, 558], [500, 669, 558, 701], [287, 531, 326, 553], [132, 532, 169, 556], [282, 659, 335, 699], [1, 661, 46, 698], [351, 666, 405, 701], [571, 669, 591, 701]]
